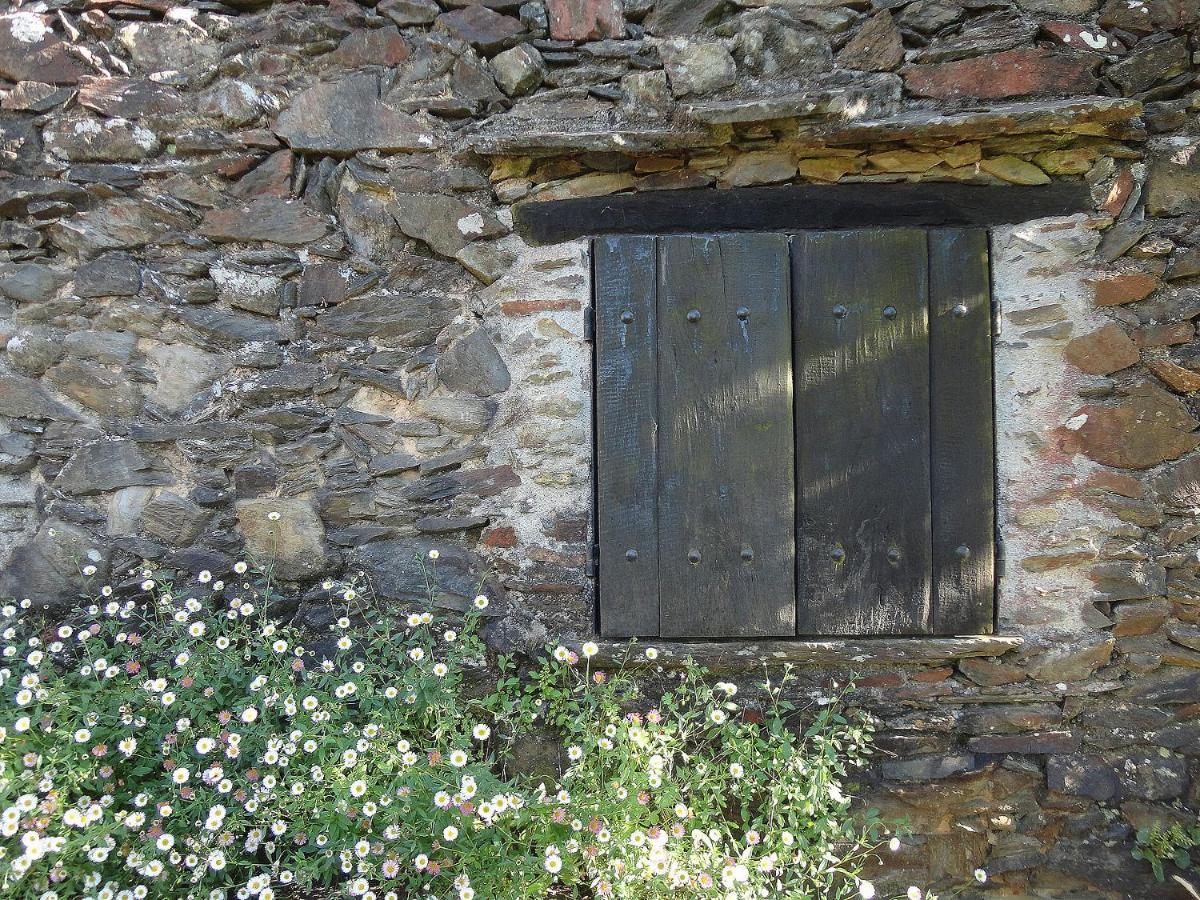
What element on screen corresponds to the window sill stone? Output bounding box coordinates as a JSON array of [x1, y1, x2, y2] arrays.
[[590, 635, 1022, 672]]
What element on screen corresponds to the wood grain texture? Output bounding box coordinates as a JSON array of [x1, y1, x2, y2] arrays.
[[793, 229, 933, 635], [594, 235, 659, 637], [929, 229, 996, 634], [656, 234, 795, 638], [516, 183, 1091, 245]]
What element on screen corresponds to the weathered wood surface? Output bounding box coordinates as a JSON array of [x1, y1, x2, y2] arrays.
[[588, 635, 1023, 670], [594, 235, 660, 637], [656, 234, 796, 638], [793, 229, 932, 635], [516, 183, 1091, 245], [929, 229, 996, 634]]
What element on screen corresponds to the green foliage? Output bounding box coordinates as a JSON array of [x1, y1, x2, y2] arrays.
[[1, 560, 894, 899], [1133, 819, 1199, 883]]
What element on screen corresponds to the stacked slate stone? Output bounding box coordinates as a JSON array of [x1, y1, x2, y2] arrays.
[[0, 0, 1198, 894]]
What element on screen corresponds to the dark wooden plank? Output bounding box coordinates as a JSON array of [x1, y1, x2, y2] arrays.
[[929, 229, 995, 634], [594, 235, 659, 637], [657, 234, 795, 638], [515, 183, 1091, 245], [793, 229, 932, 635]]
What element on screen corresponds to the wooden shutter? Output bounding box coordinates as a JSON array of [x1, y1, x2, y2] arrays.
[[656, 234, 795, 638], [595, 228, 994, 638], [595, 234, 795, 638], [929, 229, 995, 634], [594, 235, 659, 637], [794, 229, 933, 635]]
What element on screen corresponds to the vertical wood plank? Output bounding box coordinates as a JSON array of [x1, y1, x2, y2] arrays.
[[594, 235, 659, 637], [657, 234, 795, 638], [929, 228, 995, 634], [793, 229, 933, 635]]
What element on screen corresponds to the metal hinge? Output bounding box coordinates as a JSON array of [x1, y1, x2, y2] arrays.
[[583, 306, 596, 342], [995, 536, 1006, 579], [586, 542, 599, 578], [991, 296, 1001, 336]]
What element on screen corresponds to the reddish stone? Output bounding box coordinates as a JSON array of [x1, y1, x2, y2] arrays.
[[1087, 272, 1160, 307], [0, 13, 87, 84], [1135, 321, 1195, 348], [1040, 21, 1124, 55], [1086, 469, 1146, 500], [482, 525, 517, 548], [855, 672, 903, 688], [330, 27, 411, 68], [231, 149, 294, 200], [912, 666, 954, 683], [1072, 384, 1200, 470], [548, 0, 624, 41], [1064, 323, 1140, 375], [1146, 358, 1200, 394], [958, 657, 1025, 687], [903, 48, 1099, 101], [1102, 167, 1135, 217], [435, 6, 525, 54], [500, 299, 581, 316]]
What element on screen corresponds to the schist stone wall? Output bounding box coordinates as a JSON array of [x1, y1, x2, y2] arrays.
[[1, 0, 1199, 895]]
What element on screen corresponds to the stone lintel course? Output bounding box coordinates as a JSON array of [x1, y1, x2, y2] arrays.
[[0, 0, 1198, 895]]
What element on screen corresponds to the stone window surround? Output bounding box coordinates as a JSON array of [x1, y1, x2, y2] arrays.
[[486, 203, 1122, 668]]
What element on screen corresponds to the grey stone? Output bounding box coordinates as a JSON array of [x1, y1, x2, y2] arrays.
[[437, 328, 511, 397], [75, 254, 142, 297], [380, 0, 441, 27], [176, 305, 283, 349], [0, 177, 89, 217], [143, 343, 232, 414], [48, 199, 193, 257], [415, 397, 496, 433], [415, 514, 490, 533], [0, 519, 108, 612], [731, 13, 832, 77], [967, 731, 1081, 755], [0, 432, 36, 474], [662, 40, 736, 97], [881, 754, 977, 782], [896, 0, 962, 34], [1113, 749, 1189, 801], [1028, 637, 1114, 683], [312, 292, 456, 347], [5, 328, 65, 376], [353, 537, 504, 612], [235, 498, 331, 577], [454, 241, 517, 285], [117, 22, 221, 83], [620, 70, 675, 117], [63, 330, 137, 366], [140, 491, 210, 546], [77, 76, 184, 118], [1047, 754, 1120, 801], [297, 262, 351, 308], [211, 263, 284, 316], [55, 440, 171, 495], [45, 358, 141, 417], [391, 194, 507, 258], [644, 0, 725, 36], [837, 11, 904, 72], [1154, 454, 1200, 508], [1089, 561, 1168, 603], [1131, 669, 1200, 704], [274, 73, 438, 156], [0, 374, 78, 420], [490, 43, 546, 97], [199, 199, 329, 247], [1107, 36, 1189, 97], [1145, 150, 1200, 218], [0, 262, 67, 304], [368, 450, 422, 476]]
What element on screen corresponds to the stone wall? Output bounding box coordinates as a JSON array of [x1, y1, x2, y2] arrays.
[[1, 0, 1199, 895]]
